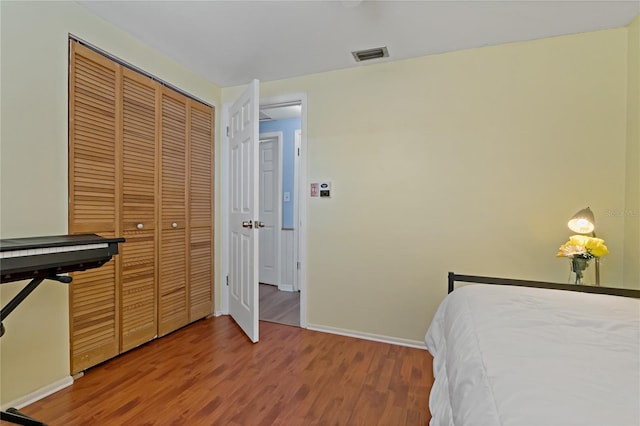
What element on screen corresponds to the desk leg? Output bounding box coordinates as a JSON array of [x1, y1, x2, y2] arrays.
[[1, 278, 49, 423], [0, 408, 46, 426], [0, 277, 45, 337]]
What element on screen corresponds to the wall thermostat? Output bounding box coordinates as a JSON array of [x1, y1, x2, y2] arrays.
[[310, 182, 331, 198], [319, 181, 331, 198]]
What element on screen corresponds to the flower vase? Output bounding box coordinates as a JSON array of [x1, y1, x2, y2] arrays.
[[571, 257, 589, 285]]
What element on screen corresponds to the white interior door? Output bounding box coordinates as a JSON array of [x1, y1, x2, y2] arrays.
[[229, 79, 260, 343], [259, 134, 281, 286]]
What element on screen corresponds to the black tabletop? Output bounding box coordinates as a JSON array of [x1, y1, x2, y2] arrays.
[[0, 234, 125, 252]]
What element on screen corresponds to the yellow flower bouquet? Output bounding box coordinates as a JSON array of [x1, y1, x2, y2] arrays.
[[556, 235, 609, 284]]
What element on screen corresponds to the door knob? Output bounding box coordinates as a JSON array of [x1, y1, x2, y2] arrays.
[[172, 222, 178, 228], [136, 223, 144, 230], [242, 220, 253, 229], [255, 221, 265, 229]]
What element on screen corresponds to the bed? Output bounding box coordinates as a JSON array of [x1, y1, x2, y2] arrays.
[[425, 273, 640, 426]]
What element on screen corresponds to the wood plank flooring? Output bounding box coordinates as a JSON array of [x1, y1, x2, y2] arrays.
[[259, 283, 300, 327], [12, 316, 433, 425]]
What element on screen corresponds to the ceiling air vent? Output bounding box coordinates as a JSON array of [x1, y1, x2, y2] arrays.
[[351, 46, 389, 62]]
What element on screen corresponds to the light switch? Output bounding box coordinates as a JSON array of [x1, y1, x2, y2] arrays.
[[284, 192, 290, 202]]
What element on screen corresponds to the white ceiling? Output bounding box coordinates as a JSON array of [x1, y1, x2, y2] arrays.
[[77, 1, 639, 88]]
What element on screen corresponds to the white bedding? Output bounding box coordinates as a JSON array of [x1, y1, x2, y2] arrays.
[[425, 284, 640, 426]]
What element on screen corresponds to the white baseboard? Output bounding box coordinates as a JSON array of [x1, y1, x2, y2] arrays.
[[306, 323, 427, 350], [210, 314, 425, 350], [214, 310, 227, 317], [277, 284, 295, 292], [2, 376, 74, 410]]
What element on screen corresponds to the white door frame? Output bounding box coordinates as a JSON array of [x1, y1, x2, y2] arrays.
[[221, 92, 308, 329], [258, 131, 283, 288], [293, 129, 301, 293]]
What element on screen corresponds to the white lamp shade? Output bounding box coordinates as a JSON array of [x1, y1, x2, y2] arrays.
[[568, 207, 595, 234]]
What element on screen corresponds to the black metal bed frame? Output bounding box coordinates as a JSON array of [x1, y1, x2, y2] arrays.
[[447, 272, 640, 299]]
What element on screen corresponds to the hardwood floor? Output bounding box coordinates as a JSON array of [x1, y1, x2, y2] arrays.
[[12, 316, 433, 425], [259, 283, 300, 327]]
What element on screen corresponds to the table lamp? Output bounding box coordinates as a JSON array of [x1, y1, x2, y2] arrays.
[[568, 207, 600, 286]]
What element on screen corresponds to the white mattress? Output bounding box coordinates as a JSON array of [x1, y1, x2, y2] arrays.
[[425, 284, 640, 426]]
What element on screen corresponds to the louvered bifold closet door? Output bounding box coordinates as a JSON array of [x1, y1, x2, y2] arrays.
[[189, 101, 214, 320], [158, 88, 188, 336], [69, 42, 120, 374], [120, 68, 159, 351]]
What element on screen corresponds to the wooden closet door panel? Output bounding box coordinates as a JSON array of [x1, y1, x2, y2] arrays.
[[69, 43, 119, 373], [190, 227, 213, 320], [158, 230, 187, 334], [69, 44, 118, 234], [121, 69, 158, 351], [158, 89, 188, 336], [189, 103, 214, 228], [189, 101, 214, 320], [70, 238, 118, 373]]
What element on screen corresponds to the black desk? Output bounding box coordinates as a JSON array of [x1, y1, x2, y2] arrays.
[[0, 234, 124, 426]]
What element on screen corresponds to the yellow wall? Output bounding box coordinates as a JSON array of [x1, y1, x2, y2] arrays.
[[0, 1, 221, 406], [224, 27, 631, 341], [624, 15, 640, 287]]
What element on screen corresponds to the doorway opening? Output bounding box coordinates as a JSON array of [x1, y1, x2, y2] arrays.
[[258, 102, 302, 327]]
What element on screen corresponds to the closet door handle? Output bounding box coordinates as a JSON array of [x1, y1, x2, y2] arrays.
[[136, 223, 144, 230], [172, 222, 178, 229]]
